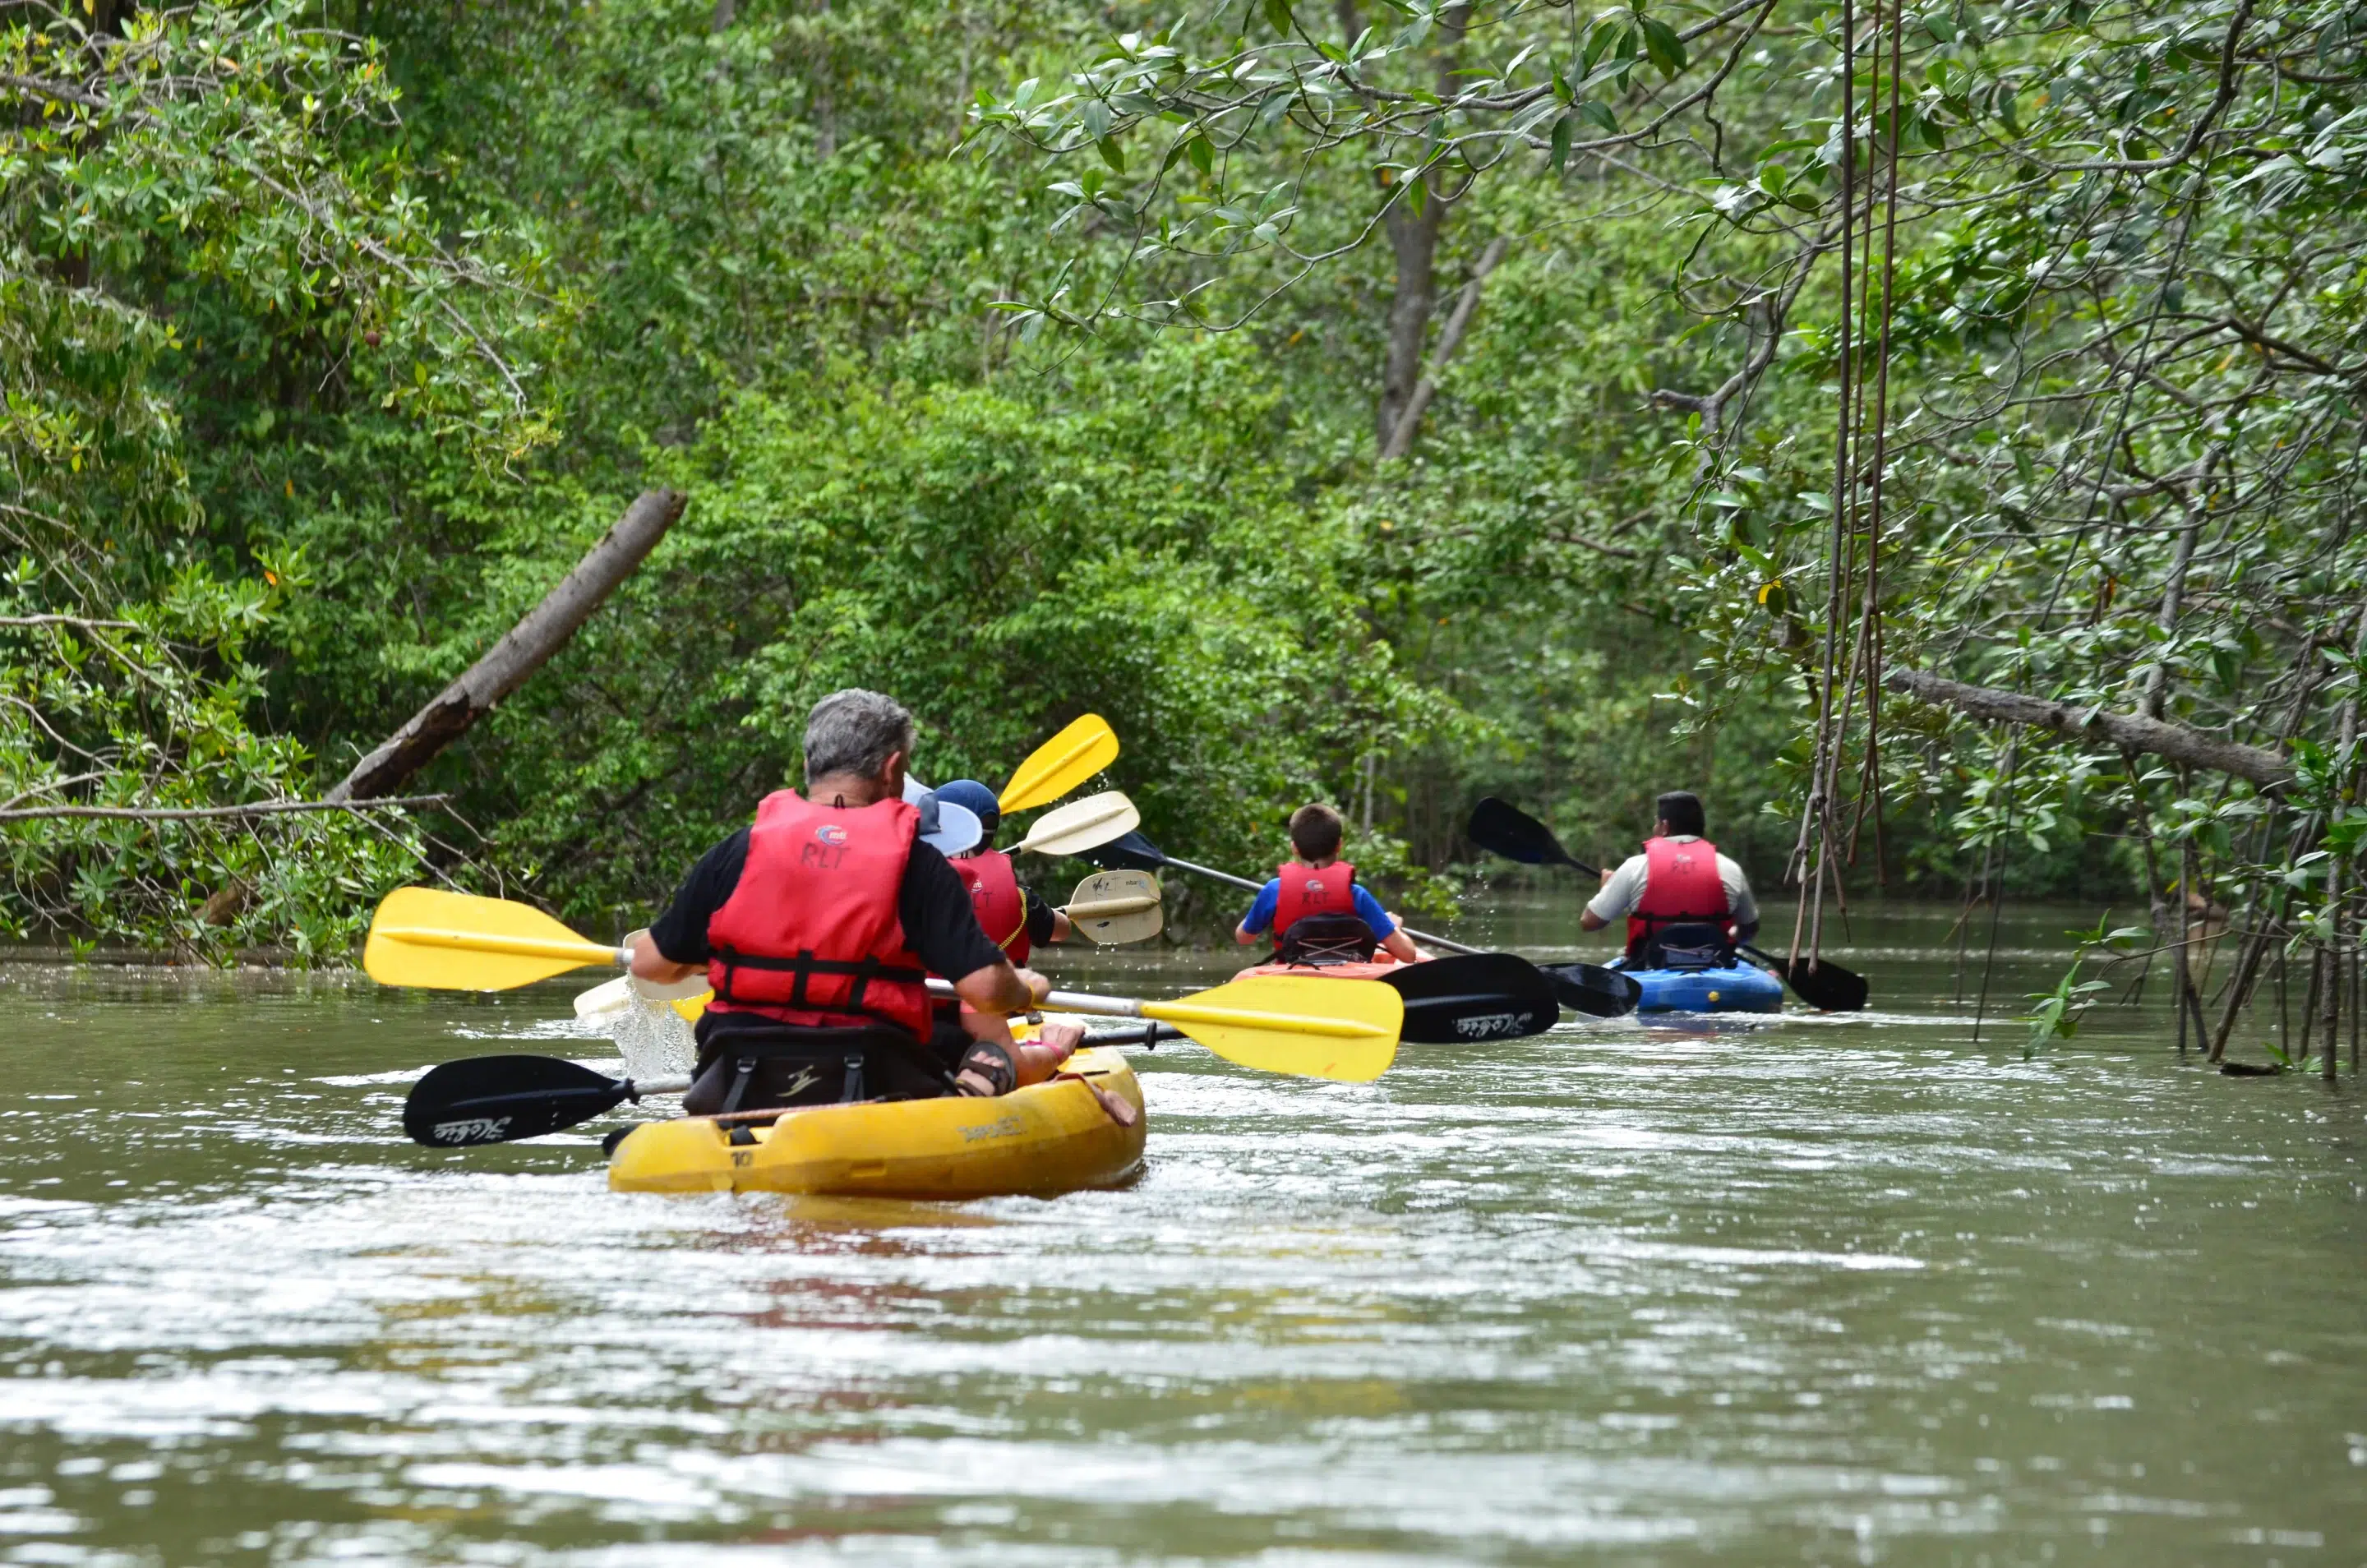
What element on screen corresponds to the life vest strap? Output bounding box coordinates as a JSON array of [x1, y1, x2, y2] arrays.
[[710, 946, 926, 1031]]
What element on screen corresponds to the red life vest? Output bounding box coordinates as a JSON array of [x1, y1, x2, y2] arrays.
[[704, 790, 932, 1040], [1271, 860, 1359, 948], [952, 848, 1030, 965], [1625, 836, 1733, 957]]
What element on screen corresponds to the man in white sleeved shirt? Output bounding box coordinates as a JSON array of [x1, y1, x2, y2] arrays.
[[1578, 791, 1760, 962]]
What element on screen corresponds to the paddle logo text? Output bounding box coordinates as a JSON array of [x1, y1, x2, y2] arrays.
[[432, 1116, 511, 1144], [1453, 1012, 1530, 1040]]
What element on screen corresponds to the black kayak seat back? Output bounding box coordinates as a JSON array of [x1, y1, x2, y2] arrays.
[[684, 1022, 956, 1116], [1273, 911, 1378, 966], [1637, 922, 1733, 971]]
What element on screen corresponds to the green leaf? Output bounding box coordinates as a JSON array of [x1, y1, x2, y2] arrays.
[[1583, 20, 1617, 75], [1638, 16, 1686, 78], [1097, 136, 1127, 173], [1579, 100, 1619, 135], [1550, 113, 1573, 171], [1187, 134, 1214, 176], [1263, 0, 1293, 35]]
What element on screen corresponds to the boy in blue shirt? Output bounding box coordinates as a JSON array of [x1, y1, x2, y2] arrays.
[[1233, 803, 1422, 962]]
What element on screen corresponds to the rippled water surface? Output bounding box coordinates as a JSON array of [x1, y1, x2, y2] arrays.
[[2, 896, 2362, 1565]]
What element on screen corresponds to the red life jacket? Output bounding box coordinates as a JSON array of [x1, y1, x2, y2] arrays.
[[704, 790, 932, 1040], [952, 848, 1030, 965], [1625, 836, 1734, 957], [1271, 860, 1359, 949]]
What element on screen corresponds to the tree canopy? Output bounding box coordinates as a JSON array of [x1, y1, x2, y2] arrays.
[[7, 0, 2365, 1065]]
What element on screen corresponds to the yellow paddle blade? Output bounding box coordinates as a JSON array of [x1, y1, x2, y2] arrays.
[[999, 713, 1119, 814], [363, 887, 618, 991], [1141, 975, 1400, 1083], [1064, 869, 1162, 945], [1013, 790, 1139, 856]]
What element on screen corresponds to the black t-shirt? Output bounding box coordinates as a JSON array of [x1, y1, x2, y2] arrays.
[[648, 826, 1008, 985]]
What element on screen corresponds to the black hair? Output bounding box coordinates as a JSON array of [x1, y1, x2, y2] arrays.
[[1289, 802, 1345, 860], [1654, 791, 1706, 837]]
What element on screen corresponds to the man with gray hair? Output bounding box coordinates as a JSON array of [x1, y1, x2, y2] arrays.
[[630, 689, 1077, 1111]]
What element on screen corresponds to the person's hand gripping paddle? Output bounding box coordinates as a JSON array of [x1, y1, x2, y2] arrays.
[[1464, 796, 1869, 1012]]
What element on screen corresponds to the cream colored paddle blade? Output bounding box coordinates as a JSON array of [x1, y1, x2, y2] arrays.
[[1013, 790, 1140, 857], [1140, 975, 1401, 1082], [573, 973, 711, 1022], [1064, 869, 1162, 945], [999, 713, 1119, 814], [574, 975, 634, 1019], [364, 887, 618, 991]]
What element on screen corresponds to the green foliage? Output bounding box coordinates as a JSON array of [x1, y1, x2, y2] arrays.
[[23, 0, 2362, 988], [0, 0, 563, 951], [2020, 915, 2148, 1058]]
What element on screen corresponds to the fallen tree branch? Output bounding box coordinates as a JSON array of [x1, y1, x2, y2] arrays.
[[0, 793, 450, 823], [327, 489, 687, 802], [1884, 668, 2295, 787]]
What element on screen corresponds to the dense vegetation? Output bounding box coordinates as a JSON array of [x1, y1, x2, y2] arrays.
[[8, 0, 2367, 1067]]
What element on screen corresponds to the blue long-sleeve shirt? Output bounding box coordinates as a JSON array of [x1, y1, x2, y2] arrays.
[[1238, 879, 1399, 938]]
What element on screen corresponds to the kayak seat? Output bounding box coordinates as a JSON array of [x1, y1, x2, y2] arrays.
[[1639, 922, 1733, 971], [1273, 912, 1378, 966], [684, 1022, 956, 1115]]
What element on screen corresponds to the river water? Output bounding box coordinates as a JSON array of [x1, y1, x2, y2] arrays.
[[1, 894, 2360, 1565]]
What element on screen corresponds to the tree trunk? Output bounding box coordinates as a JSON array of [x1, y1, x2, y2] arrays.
[[1382, 234, 1511, 460], [1377, 198, 1446, 452], [1370, 3, 1468, 456], [811, 0, 836, 159], [326, 490, 687, 803]]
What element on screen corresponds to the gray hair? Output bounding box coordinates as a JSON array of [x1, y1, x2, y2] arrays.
[[802, 689, 916, 784]]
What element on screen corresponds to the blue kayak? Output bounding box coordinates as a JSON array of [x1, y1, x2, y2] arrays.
[[1618, 961, 1786, 1014]]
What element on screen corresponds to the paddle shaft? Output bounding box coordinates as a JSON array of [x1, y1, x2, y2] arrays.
[[1153, 854, 1481, 957], [1060, 894, 1159, 920], [921, 976, 1383, 1040], [379, 925, 626, 967]]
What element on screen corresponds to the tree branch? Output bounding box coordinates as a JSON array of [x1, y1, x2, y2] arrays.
[[326, 489, 686, 802], [0, 794, 450, 823], [0, 614, 140, 631], [1884, 668, 2295, 787]]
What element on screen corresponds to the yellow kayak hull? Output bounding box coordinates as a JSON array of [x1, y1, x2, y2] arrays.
[[606, 1046, 1146, 1199]]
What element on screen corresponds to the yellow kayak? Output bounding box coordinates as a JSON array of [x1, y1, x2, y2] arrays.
[[606, 1045, 1146, 1198]]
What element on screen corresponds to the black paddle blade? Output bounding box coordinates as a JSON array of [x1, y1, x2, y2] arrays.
[[403, 1054, 633, 1147], [1744, 945, 1870, 1012], [1466, 797, 1590, 872], [1382, 953, 1562, 1043], [1082, 828, 1169, 874], [1540, 962, 1643, 1019]]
